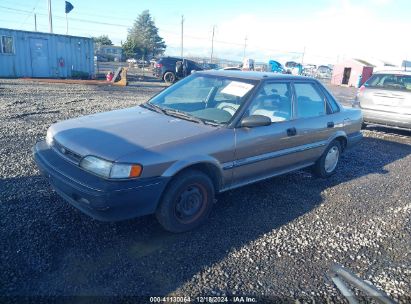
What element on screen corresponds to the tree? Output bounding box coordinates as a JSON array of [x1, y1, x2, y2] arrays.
[[93, 35, 113, 54], [123, 10, 166, 59], [93, 35, 113, 46]]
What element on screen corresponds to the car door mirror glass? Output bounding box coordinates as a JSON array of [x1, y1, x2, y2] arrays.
[[240, 115, 272, 128]]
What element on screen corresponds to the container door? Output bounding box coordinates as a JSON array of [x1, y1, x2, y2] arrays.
[[30, 38, 50, 77]]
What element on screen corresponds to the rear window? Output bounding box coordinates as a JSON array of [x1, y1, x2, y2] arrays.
[[365, 74, 411, 91]]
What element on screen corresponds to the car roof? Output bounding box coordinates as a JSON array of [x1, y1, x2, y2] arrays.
[[196, 70, 315, 81], [373, 70, 411, 76]]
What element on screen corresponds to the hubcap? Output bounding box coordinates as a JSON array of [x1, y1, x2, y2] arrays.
[[175, 184, 205, 223], [165, 74, 174, 83], [324, 145, 339, 173]]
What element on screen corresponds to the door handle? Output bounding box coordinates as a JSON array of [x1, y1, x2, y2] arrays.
[[287, 127, 297, 136], [327, 121, 335, 128]]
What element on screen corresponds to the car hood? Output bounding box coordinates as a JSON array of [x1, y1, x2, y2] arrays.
[[50, 106, 217, 161]]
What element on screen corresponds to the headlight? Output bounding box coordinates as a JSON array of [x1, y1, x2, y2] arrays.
[[46, 129, 54, 146], [80, 156, 143, 179], [110, 163, 142, 178], [80, 156, 112, 178]]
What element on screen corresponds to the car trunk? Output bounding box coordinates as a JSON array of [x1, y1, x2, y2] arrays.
[[360, 88, 411, 115]]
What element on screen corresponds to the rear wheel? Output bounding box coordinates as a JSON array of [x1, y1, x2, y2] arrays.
[[312, 140, 342, 178], [163, 71, 176, 84], [156, 170, 214, 233]]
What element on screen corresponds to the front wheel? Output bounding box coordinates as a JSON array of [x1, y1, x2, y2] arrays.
[[312, 140, 342, 178], [156, 170, 215, 233]]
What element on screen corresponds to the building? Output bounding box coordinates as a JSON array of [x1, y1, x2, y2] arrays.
[[0, 28, 94, 78], [96, 45, 123, 62], [331, 59, 374, 88]]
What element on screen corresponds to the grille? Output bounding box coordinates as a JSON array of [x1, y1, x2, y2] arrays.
[[52, 140, 82, 164]]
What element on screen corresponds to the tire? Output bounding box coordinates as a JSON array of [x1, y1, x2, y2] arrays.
[[163, 71, 176, 84], [156, 170, 215, 233], [312, 140, 342, 178]]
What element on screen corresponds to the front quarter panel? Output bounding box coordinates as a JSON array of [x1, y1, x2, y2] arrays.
[[115, 127, 236, 190]]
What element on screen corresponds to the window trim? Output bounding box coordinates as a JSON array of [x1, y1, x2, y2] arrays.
[[319, 84, 341, 114], [0, 35, 15, 55], [242, 80, 295, 125], [292, 81, 328, 119]]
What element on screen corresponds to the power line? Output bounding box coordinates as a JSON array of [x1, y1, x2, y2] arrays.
[[0, 4, 338, 62], [19, 0, 41, 28]]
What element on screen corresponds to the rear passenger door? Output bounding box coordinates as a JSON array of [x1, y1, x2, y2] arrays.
[[291, 81, 340, 163]]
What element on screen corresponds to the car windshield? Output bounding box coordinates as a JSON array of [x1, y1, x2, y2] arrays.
[[365, 74, 411, 91], [147, 74, 257, 124]]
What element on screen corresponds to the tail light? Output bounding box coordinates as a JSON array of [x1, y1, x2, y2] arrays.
[[353, 85, 365, 108], [358, 85, 365, 96], [156, 63, 163, 68]]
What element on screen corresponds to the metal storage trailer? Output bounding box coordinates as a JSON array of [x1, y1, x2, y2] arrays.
[[0, 28, 94, 78]]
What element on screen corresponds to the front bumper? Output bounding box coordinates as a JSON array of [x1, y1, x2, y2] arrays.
[[33, 141, 169, 221], [362, 108, 411, 130]]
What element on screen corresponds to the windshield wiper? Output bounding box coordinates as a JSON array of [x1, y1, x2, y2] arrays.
[[163, 108, 205, 124], [201, 119, 220, 126], [140, 102, 165, 114], [142, 104, 220, 126]]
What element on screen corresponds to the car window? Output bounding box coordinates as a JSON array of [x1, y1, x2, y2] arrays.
[[149, 74, 257, 124], [247, 82, 292, 122], [163, 76, 216, 104], [294, 83, 325, 118], [365, 74, 411, 91], [321, 87, 340, 113]]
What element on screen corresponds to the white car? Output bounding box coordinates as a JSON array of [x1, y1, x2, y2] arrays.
[[127, 58, 137, 64]]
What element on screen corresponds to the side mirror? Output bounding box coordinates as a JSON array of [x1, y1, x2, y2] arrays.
[[240, 115, 271, 128]]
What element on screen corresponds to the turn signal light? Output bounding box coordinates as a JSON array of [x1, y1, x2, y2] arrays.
[[129, 164, 143, 177]]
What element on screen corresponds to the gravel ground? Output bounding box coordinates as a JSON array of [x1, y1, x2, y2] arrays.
[[0, 78, 410, 303]]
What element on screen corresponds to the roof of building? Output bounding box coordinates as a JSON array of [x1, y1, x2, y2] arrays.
[[0, 27, 92, 40], [353, 58, 375, 67]]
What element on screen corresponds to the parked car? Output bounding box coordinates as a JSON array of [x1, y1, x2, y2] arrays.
[[94, 55, 109, 62], [315, 65, 332, 79], [202, 63, 220, 70], [303, 64, 317, 77], [353, 70, 411, 130], [153, 57, 203, 83], [34, 71, 363, 232], [285, 61, 299, 74], [136, 59, 149, 68]]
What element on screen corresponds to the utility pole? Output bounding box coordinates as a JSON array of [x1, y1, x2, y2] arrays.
[[243, 36, 247, 59], [181, 15, 184, 59], [34, 13, 37, 31], [301, 46, 306, 65], [47, 0, 53, 33], [210, 25, 215, 63]]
